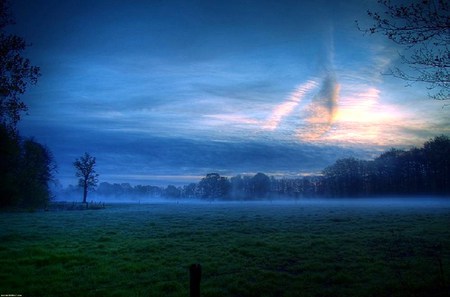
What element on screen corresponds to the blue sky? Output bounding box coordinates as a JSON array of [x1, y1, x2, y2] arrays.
[[10, 0, 449, 186]]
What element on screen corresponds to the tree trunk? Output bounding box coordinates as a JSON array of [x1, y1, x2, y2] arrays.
[[82, 180, 88, 204]]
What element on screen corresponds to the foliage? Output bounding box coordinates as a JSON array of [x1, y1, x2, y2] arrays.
[[0, 1, 54, 210], [358, 0, 449, 100], [73, 153, 99, 204], [18, 139, 55, 208], [249, 172, 271, 198], [0, 124, 55, 208], [322, 135, 450, 197], [197, 173, 231, 200], [164, 185, 181, 199], [0, 0, 41, 130]]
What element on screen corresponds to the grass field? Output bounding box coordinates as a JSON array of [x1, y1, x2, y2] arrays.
[[0, 199, 449, 297]]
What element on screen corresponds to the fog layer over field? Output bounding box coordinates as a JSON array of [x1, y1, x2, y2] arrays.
[[54, 194, 450, 209]]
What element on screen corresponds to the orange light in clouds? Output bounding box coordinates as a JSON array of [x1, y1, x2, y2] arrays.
[[318, 86, 408, 146], [334, 87, 380, 123], [202, 80, 418, 147], [297, 82, 340, 141]]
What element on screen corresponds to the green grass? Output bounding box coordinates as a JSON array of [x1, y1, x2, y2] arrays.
[[0, 201, 449, 297]]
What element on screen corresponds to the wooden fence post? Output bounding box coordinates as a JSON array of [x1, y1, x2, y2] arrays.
[[190, 263, 201, 297]]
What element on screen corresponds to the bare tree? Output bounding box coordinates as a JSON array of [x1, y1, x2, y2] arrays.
[[73, 153, 99, 205], [357, 0, 449, 100]]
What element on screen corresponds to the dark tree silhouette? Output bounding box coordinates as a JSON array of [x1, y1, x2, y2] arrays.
[[249, 172, 271, 199], [165, 185, 181, 199], [0, 128, 55, 208], [74, 153, 99, 205], [423, 135, 450, 193], [0, 1, 55, 209], [358, 0, 449, 100], [321, 135, 450, 197], [0, 0, 41, 130], [0, 124, 20, 207], [19, 139, 55, 208], [323, 158, 371, 197], [197, 173, 230, 200]]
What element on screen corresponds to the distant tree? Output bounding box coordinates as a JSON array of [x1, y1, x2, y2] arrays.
[[0, 0, 41, 130], [423, 135, 450, 193], [323, 158, 372, 197], [374, 148, 406, 194], [358, 0, 449, 100], [165, 185, 181, 199], [182, 183, 197, 199], [249, 173, 271, 199], [73, 153, 99, 205], [197, 173, 230, 200]]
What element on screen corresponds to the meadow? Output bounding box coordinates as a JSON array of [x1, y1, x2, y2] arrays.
[[0, 199, 449, 297]]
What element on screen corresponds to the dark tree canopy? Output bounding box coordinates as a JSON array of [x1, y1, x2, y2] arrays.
[[359, 0, 449, 100], [197, 173, 230, 200], [19, 139, 55, 208], [0, 126, 55, 208], [0, 0, 40, 130], [322, 135, 450, 196], [74, 153, 99, 204], [0, 1, 53, 209], [249, 172, 271, 198]]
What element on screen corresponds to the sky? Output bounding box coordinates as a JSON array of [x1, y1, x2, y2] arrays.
[[9, 0, 450, 186]]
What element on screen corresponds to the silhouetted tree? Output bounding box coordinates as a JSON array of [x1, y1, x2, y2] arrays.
[[374, 149, 406, 194], [0, 129, 55, 208], [321, 136, 450, 197], [182, 183, 197, 199], [0, 0, 41, 130], [358, 0, 449, 100], [165, 185, 181, 199], [0, 0, 55, 210], [73, 153, 99, 205], [0, 124, 20, 207], [197, 173, 230, 200], [19, 139, 55, 208], [423, 135, 450, 193], [249, 173, 271, 199], [323, 158, 373, 197]]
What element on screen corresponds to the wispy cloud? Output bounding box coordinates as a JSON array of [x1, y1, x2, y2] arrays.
[[297, 74, 340, 141], [263, 80, 318, 130], [202, 114, 261, 125]]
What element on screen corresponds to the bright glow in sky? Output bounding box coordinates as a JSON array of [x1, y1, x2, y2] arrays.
[[10, 0, 449, 186]]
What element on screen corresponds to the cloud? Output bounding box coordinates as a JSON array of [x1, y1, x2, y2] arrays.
[[297, 73, 340, 140], [263, 80, 318, 130], [13, 0, 449, 188], [203, 114, 260, 125]]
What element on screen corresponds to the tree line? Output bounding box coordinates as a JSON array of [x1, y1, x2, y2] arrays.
[[321, 135, 450, 197], [58, 135, 450, 202]]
